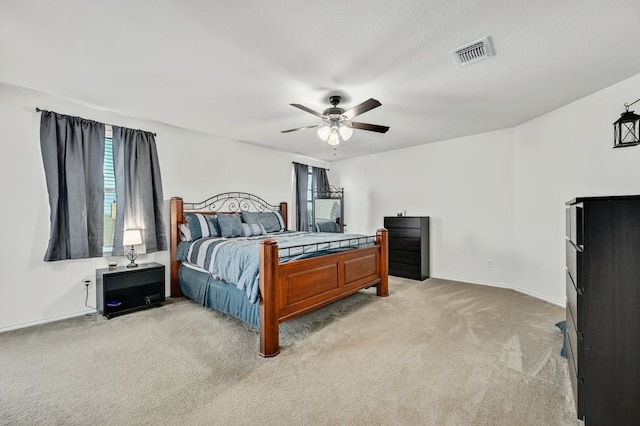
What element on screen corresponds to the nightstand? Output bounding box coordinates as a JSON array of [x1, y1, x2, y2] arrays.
[[96, 262, 165, 318]]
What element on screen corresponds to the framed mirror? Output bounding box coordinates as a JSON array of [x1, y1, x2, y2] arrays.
[[312, 186, 344, 233]]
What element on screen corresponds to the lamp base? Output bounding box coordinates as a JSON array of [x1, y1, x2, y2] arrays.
[[126, 246, 138, 268]]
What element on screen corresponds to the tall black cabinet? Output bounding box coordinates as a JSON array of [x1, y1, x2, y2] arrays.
[[384, 216, 430, 280], [565, 196, 640, 424]]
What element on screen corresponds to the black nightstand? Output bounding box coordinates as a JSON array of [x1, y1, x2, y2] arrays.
[[96, 262, 165, 318]]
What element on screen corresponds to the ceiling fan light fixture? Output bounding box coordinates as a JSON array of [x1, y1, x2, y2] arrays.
[[338, 124, 353, 141], [327, 130, 340, 146], [284, 96, 389, 147], [317, 125, 331, 142]]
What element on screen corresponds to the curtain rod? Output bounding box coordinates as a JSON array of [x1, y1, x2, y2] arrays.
[[291, 161, 330, 171], [35, 107, 157, 136]]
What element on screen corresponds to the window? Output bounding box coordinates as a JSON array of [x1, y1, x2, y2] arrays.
[[103, 126, 116, 254], [40, 110, 166, 261]]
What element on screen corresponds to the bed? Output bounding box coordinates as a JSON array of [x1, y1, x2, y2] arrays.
[[170, 192, 389, 357]]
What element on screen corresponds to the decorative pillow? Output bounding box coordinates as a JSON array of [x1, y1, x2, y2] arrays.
[[217, 213, 244, 238], [179, 223, 193, 241], [183, 213, 219, 241], [242, 223, 267, 237], [315, 219, 340, 233], [241, 211, 285, 233]]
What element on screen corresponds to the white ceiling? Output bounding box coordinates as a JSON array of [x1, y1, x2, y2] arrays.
[[2, 0, 640, 161]]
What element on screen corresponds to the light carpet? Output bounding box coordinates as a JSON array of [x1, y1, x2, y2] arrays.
[[0, 277, 578, 425]]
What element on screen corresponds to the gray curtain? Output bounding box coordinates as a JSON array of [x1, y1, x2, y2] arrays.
[[293, 162, 309, 231], [40, 111, 105, 260], [111, 127, 167, 255], [312, 166, 330, 195]]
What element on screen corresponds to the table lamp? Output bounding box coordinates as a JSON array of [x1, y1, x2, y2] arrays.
[[123, 229, 142, 268]]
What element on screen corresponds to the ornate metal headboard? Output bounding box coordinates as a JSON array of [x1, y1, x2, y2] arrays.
[[182, 192, 284, 215], [169, 192, 288, 297]]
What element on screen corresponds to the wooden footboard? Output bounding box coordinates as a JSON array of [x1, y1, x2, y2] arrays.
[[170, 194, 388, 357], [258, 229, 388, 357]]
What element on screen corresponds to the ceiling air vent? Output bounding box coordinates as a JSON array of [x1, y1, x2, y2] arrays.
[[450, 36, 494, 67]]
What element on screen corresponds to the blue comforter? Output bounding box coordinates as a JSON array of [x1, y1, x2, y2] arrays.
[[182, 232, 374, 304]]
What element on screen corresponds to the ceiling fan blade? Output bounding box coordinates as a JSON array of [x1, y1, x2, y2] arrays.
[[350, 122, 390, 133], [342, 98, 382, 120], [281, 124, 320, 133], [290, 103, 326, 119]]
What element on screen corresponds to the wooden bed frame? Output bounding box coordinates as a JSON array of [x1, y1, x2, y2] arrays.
[[170, 192, 388, 357]]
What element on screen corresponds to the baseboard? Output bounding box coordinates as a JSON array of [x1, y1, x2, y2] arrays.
[[0, 309, 97, 333], [429, 274, 565, 307], [2, 284, 560, 333], [1, 292, 172, 332]]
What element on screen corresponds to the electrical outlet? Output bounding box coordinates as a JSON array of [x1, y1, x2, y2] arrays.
[[487, 258, 493, 268], [81, 278, 93, 289]]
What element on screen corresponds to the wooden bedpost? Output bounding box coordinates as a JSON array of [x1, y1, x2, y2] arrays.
[[170, 197, 183, 297], [376, 228, 389, 297], [279, 202, 288, 230], [259, 239, 280, 357]]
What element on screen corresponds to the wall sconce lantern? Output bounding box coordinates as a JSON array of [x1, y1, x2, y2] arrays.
[[613, 98, 640, 148]]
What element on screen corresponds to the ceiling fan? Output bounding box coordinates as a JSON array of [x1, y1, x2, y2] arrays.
[[282, 95, 390, 145]]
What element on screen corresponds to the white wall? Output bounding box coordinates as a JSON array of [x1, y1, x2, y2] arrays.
[[0, 83, 327, 331], [512, 72, 640, 305], [332, 72, 640, 305], [3, 71, 639, 330], [331, 129, 517, 292]]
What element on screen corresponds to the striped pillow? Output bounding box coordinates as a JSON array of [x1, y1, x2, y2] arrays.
[[242, 223, 267, 237], [182, 213, 220, 241], [179, 223, 193, 242], [241, 211, 285, 233]]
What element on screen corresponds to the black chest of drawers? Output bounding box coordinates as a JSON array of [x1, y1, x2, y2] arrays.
[[565, 196, 640, 424], [384, 216, 429, 280]]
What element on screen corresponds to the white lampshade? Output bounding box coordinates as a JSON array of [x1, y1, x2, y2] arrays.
[[317, 125, 331, 142], [123, 229, 142, 246], [338, 124, 353, 141], [327, 130, 340, 146]]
